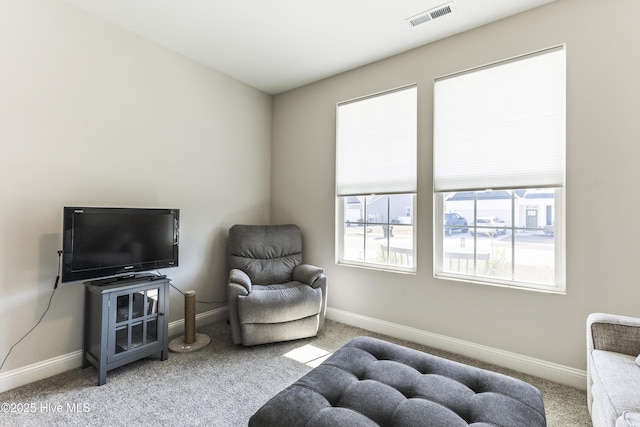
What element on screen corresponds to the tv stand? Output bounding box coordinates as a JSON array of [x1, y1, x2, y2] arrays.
[[82, 277, 170, 385]]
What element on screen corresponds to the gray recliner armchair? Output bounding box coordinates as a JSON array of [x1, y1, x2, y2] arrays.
[[227, 224, 327, 346]]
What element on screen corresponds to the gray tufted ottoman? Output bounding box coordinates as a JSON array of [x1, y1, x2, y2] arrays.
[[249, 336, 546, 426]]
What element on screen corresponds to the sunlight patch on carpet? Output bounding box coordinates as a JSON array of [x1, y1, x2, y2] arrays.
[[283, 344, 331, 367]]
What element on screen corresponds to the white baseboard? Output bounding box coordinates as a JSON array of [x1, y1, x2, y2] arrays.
[[0, 306, 228, 393], [168, 305, 228, 336], [326, 307, 587, 390], [0, 350, 84, 394]]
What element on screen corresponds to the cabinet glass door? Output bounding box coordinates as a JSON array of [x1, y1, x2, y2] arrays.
[[112, 286, 161, 357]]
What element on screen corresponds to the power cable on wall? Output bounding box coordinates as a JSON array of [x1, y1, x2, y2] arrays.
[[0, 251, 61, 371]]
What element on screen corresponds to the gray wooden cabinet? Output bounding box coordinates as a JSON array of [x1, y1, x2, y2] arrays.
[[83, 277, 169, 385]]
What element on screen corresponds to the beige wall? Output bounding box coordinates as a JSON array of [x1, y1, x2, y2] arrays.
[[4, 0, 639, 387], [272, 0, 640, 372], [0, 0, 271, 372]]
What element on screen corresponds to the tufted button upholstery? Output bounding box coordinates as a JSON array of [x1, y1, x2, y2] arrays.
[[250, 336, 546, 427]]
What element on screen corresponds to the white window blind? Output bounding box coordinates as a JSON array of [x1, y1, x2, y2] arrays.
[[433, 46, 565, 193], [336, 86, 417, 196]]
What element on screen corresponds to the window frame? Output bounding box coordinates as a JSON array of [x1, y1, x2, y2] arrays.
[[432, 46, 566, 293], [335, 85, 417, 273], [337, 193, 417, 273], [434, 188, 565, 293]]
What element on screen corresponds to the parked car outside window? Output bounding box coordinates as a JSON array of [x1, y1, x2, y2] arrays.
[[444, 212, 468, 235], [470, 216, 506, 236]]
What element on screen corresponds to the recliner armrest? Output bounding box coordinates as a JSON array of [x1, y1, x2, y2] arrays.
[[587, 312, 640, 356], [229, 268, 252, 293], [293, 264, 324, 286]]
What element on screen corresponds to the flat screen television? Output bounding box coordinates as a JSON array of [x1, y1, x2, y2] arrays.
[[62, 207, 179, 284]]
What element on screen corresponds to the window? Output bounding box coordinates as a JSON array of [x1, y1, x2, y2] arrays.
[[336, 86, 417, 272], [433, 46, 566, 292]]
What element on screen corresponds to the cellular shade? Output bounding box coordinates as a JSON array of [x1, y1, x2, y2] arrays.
[[337, 86, 417, 196], [433, 46, 565, 192]]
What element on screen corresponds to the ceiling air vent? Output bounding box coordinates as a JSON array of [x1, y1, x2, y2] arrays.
[[407, 2, 455, 27]]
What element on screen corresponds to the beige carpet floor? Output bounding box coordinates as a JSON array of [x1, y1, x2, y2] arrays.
[[0, 319, 591, 426]]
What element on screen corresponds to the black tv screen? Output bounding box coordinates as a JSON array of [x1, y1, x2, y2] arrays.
[[62, 207, 179, 283]]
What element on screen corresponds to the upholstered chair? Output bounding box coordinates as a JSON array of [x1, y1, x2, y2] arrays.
[[227, 224, 327, 346]]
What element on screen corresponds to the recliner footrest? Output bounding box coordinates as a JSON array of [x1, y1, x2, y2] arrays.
[[238, 283, 322, 324]]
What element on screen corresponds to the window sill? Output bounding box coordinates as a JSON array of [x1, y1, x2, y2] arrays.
[[434, 272, 566, 295], [337, 260, 416, 275]]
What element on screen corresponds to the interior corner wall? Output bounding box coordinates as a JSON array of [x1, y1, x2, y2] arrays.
[[0, 0, 271, 373], [271, 0, 640, 373]]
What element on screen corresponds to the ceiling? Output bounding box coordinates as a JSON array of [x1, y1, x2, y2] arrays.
[[63, 0, 556, 95]]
